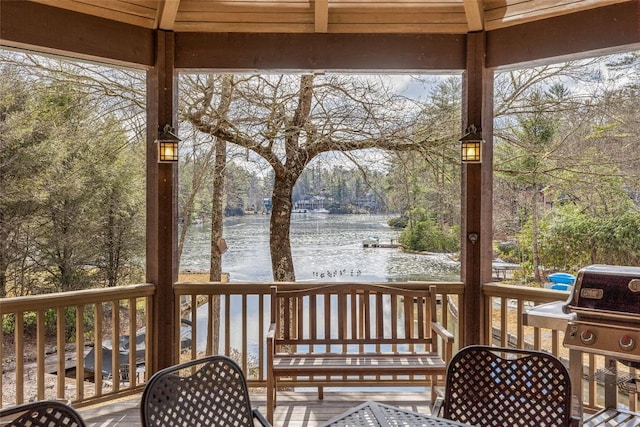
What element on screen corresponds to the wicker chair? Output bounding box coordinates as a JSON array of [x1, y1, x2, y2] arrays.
[[435, 345, 579, 427], [0, 400, 86, 427], [141, 355, 271, 427]]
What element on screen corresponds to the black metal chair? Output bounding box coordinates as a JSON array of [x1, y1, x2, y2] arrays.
[[141, 355, 271, 427], [435, 345, 579, 427], [0, 400, 86, 427]]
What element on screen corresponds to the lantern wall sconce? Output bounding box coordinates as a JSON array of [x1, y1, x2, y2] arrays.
[[459, 124, 483, 163], [156, 124, 181, 163]]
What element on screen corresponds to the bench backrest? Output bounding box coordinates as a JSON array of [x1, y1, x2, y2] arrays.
[[270, 283, 439, 354]]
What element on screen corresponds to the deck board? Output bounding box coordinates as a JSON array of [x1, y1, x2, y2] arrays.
[[77, 390, 435, 426]]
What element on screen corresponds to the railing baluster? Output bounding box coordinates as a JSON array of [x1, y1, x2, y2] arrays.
[[36, 309, 45, 400], [500, 297, 508, 347], [516, 300, 524, 349], [551, 329, 559, 356], [224, 294, 231, 355], [534, 325, 541, 350], [440, 291, 449, 329], [588, 353, 596, 409], [111, 299, 119, 393], [190, 294, 197, 359], [56, 306, 65, 399], [242, 294, 247, 373], [258, 294, 265, 382], [95, 303, 103, 395], [631, 366, 637, 412], [201, 294, 210, 356], [144, 294, 153, 384], [15, 312, 24, 404], [75, 304, 85, 401], [128, 298, 136, 387]]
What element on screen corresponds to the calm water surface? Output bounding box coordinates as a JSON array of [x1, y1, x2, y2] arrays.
[[180, 214, 460, 362], [180, 213, 460, 282]]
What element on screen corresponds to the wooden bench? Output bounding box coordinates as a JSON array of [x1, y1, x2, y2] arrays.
[[266, 283, 454, 423]]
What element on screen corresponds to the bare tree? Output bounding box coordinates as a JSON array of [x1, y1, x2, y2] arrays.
[[182, 74, 424, 281]]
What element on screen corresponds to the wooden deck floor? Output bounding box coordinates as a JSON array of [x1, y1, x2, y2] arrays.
[[77, 390, 435, 426]]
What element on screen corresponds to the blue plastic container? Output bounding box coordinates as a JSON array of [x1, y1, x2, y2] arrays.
[[547, 272, 576, 285]]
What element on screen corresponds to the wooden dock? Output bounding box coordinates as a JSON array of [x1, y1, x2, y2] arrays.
[[362, 239, 400, 248]]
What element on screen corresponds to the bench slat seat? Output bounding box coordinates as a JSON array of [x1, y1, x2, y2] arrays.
[[272, 353, 447, 374], [266, 283, 454, 424]]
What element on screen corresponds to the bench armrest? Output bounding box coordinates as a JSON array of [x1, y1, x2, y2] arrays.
[[267, 322, 276, 338], [431, 321, 454, 342], [267, 322, 276, 349], [431, 321, 454, 362]]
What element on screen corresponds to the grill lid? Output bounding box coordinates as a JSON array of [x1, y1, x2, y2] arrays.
[[563, 264, 640, 319]]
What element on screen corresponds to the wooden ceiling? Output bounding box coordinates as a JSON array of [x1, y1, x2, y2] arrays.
[[28, 0, 632, 34], [4, 1, 638, 71]]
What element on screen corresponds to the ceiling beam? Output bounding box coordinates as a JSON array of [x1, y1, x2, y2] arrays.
[[315, 0, 329, 33], [487, 1, 640, 69], [463, 0, 484, 32], [0, 1, 154, 68], [158, 0, 181, 31], [174, 33, 466, 71]]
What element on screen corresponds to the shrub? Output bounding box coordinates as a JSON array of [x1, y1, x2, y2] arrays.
[[495, 241, 521, 263], [388, 216, 408, 228], [398, 218, 459, 253]]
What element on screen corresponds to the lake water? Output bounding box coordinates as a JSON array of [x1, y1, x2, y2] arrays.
[[179, 213, 461, 377], [180, 213, 460, 282]]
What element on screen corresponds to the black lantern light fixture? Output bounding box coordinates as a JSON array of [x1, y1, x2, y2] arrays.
[[156, 124, 180, 163], [459, 124, 483, 163]]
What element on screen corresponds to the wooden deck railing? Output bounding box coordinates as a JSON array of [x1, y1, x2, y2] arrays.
[[0, 284, 155, 407], [1, 280, 636, 414], [483, 283, 570, 352]]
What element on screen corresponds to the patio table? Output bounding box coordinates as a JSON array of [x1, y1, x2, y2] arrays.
[[320, 401, 472, 427]]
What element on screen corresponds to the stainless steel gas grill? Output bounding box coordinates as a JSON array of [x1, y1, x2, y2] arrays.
[[562, 265, 640, 426], [563, 265, 640, 366]]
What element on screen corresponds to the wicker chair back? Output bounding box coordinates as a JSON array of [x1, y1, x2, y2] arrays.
[[0, 400, 86, 427], [443, 345, 575, 427], [141, 355, 270, 427]]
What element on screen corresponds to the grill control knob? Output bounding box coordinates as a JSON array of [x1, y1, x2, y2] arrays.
[[619, 335, 636, 351], [580, 329, 596, 345]]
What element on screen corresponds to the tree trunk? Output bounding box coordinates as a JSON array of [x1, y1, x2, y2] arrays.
[[177, 186, 197, 271], [270, 173, 296, 282], [210, 139, 226, 281], [531, 187, 542, 283], [207, 75, 234, 354], [207, 137, 226, 354]]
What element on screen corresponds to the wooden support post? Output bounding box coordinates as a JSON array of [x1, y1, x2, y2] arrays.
[[461, 32, 494, 347], [146, 30, 178, 372]]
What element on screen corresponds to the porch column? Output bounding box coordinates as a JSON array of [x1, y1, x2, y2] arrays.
[[461, 31, 494, 346], [146, 30, 178, 371]]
